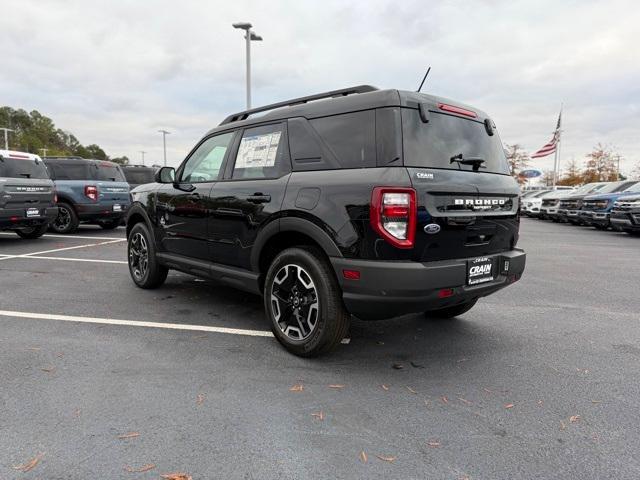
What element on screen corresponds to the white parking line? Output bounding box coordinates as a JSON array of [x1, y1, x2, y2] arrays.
[[16, 255, 127, 265], [0, 239, 125, 261], [0, 232, 123, 241], [0, 310, 274, 338]]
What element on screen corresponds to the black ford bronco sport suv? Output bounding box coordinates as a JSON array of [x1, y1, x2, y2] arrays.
[[0, 150, 58, 239], [126, 86, 526, 356]]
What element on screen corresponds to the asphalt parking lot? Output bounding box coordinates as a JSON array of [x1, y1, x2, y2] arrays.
[[1, 219, 639, 479]]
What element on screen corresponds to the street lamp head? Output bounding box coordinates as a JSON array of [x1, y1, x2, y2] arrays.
[[232, 22, 252, 30], [250, 33, 263, 41]]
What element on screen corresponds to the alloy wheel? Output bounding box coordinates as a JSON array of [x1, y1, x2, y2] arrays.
[[270, 264, 319, 340], [129, 232, 149, 281]]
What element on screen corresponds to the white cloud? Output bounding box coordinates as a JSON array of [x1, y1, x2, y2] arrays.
[[1, 0, 638, 174]]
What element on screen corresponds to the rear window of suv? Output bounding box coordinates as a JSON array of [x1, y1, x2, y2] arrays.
[[402, 109, 510, 174], [0, 155, 50, 179], [123, 168, 156, 185], [96, 162, 126, 182]]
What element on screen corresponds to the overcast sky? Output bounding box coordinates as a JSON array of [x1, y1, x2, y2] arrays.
[[2, 0, 639, 175]]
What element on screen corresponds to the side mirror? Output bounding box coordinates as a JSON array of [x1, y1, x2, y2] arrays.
[[155, 166, 175, 183], [484, 118, 495, 136]]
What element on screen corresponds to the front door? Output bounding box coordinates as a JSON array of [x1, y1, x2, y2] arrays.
[[208, 122, 291, 269], [156, 131, 235, 259]]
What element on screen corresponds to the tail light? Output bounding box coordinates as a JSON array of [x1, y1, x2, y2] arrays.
[[370, 187, 417, 248], [84, 185, 98, 201]]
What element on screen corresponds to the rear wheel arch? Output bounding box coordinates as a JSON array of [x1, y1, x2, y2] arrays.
[[126, 204, 152, 238], [253, 216, 343, 289]]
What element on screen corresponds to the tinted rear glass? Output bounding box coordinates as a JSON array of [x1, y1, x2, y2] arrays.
[[96, 163, 126, 182], [124, 168, 156, 185], [309, 110, 376, 169], [45, 161, 92, 180], [402, 109, 510, 174], [0, 156, 50, 179]]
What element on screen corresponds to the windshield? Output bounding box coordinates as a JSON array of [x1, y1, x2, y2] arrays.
[[0, 156, 50, 179], [597, 182, 631, 194], [402, 109, 510, 174], [124, 168, 155, 185], [622, 182, 640, 193], [96, 163, 126, 182]]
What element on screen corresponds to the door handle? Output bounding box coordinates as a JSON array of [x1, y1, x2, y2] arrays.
[[190, 193, 201, 201], [246, 194, 271, 204]]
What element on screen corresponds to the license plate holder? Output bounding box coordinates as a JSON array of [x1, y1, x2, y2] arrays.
[[113, 204, 122, 212], [26, 208, 40, 218], [467, 256, 495, 285]]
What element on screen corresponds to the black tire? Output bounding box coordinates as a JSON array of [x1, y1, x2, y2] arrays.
[[263, 247, 350, 357], [425, 299, 478, 320], [99, 220, 121, 230], [15, 223, 49, 239], [50, 202, 79, 234], [127, 222, 168, 289]]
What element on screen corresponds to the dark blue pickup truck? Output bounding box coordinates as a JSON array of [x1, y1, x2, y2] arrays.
[[43, 157, 131, 233]]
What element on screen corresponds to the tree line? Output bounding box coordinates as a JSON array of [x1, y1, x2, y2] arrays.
[[506, 143, 639, 186], [0, 107, 129, 165]]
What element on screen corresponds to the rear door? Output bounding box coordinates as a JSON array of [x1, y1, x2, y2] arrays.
[[208, 122, 291, 269], [401, 104, 520, 262], [155, 131, 236, 259], [0, 153, 54, 220]]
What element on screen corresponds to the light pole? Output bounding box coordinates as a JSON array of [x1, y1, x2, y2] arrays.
[[0, 127, 15, 150], [158, 130, 170, 167], [232, 22, 263, 109], [140, 150, 146, 166]]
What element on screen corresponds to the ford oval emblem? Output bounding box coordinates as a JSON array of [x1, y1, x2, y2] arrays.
[[424, 223, 441, 234]]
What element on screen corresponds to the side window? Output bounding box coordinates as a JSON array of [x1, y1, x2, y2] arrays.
[[232, 123, 289, 180], [309, 110, 376, 169], [181, 132, 234, 183]]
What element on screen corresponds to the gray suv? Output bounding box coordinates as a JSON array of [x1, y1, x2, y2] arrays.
[[0, 150, 58, 239]]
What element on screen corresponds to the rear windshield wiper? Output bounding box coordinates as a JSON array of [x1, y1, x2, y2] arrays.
[[450, 153, 486, 172]]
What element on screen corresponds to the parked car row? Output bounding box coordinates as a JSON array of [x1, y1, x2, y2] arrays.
[[522, 180, 640, 235], [0, 150, 157, 238]]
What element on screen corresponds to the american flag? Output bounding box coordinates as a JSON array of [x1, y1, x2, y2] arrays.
[[531, 111, 562, 158]]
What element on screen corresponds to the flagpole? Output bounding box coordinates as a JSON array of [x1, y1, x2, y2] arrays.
[[554, 103, 563, 187]]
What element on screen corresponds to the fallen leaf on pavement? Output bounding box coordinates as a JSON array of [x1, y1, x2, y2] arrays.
[[504, 403, 514, 409], [410, 361, 424, 369], [359, 450, 368, 463], [28, 347, 41, 351], [560, 420, 567, 430], [41, 366, 55, 373], [311, 411, 324, 421], [427, 441, 440, 448], [376, 455, 397, 463], [591, 400, 602, 404], [441, 396, 449, 404], [406, 386, 417, 394], [13, 453, 44, 472], [392, 363, 404, 370], [56, 352, 64, 358], [381, 384, 389, 391], [289, 384, 304, 392], [196, 393, 205, 405], [328, 384, 345, 389], [483, 387, 493, 394], [458, 397, 472, 405], [73, 408, 82, 418], [537, 400, 544, 406], [117, 432, 140, 439], [161, 473, 192, 480], [569, 415, 580, 423], [125, 464, 155, 473]]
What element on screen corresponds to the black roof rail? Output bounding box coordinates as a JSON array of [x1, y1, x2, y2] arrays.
[[220, 85, 379, 125]]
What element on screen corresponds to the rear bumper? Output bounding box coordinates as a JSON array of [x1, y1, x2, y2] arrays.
[[75, 202, 130, 221], [330, 249, 526, 320], [0, 206, 58, 229]]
